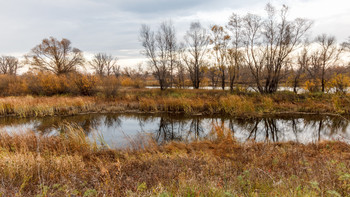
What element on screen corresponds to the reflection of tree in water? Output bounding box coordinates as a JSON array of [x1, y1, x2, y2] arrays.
[[153, 117, 185, 144], [104, 114, 122, 128], [29, 114, 123, 135], [290, 119, 303, 143], [1, 113, 350, 143], [233, 116, 350, 142], [302, 116, 349, 141], [39, 115, 102, 134], [243, 118, 280, 142], [187, 118, 204, 139], [152, 116, 205, 144]]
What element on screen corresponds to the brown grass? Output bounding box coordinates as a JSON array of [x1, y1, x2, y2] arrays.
[[0, 89, 350, 118], [0, 124, 350, 196]]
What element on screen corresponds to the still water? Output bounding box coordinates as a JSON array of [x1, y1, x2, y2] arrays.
[[0, 113, 349, 148]]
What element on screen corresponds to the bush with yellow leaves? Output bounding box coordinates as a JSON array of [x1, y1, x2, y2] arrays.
[[327, 74, 350, 93], [304, 79, 321, 92], [74, 74, 100, 96], [0, 74, 28, 96]]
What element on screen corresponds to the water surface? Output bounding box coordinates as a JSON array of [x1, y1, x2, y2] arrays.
[[0, 113, 349, 148]]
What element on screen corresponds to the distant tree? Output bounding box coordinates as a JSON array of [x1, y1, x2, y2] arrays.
[[113, 65, 121, 78], [122, 64, 147, 80], [207, 66, 220, 89], [241, 4, 312, 93], [26, 37, 84, 75], [158, 21, 177, 88], [342, 37, 350, 51], [181, 22, 209, 89], [341, 36, 350, 66], [306, 34, 342, 92], [140, 21, 177, 90], [292, 47, 309, 93], [0, 56, 21, 75], [176, 61, 186, 88], [226, 13, 244, 92], [209, 25, 230, 90], [89, 53, 118, 76]]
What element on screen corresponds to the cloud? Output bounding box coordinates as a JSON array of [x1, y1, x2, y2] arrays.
[[0, 0, 349, 68]]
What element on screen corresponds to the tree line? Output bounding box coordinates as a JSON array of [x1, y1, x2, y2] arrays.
[[140, 3, 350, 93], [1, 3, 350, 96]]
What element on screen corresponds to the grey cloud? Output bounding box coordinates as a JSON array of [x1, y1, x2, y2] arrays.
[[0, 0, 348, 67]]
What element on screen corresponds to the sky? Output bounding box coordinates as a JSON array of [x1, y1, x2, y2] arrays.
[[0, 0, 349, 70]]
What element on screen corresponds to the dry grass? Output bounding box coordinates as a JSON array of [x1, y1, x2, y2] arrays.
[[1, 89, 350, 118], [0, 96, 95, 117], [0, 124, 350, 196]]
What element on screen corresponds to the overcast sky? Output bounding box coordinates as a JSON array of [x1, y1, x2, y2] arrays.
[[0, 0, 349, 68]]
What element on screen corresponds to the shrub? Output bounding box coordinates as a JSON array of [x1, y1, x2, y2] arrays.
[[120, 76, 145, 88], [0, 75, 28, 96], [304, 79, 321, 92], [100, 76, 119, 98], [75, 74, 100, 96], [120, 76, 133, 87], [327, 74, 350, 93]]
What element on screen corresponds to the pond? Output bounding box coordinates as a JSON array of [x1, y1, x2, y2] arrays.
[[0, 113, 349, 148]]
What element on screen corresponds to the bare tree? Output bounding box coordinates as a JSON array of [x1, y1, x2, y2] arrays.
[[158, 21, 177, 88], [140, 24, 166, 89], [26, 37, 84, 75], [342, 37, 350, 51], [113, 64, 121, 78], [176, 61, 186, 88], [241, 4, 312, 93], [292, 47, 309, 93], [226, 13, 244, 92], [209, 25, 230, 90], [306, 34, 342, 92], [342, 37, 350, 67], [0, 56, 21, 75], [181, 22, 209, 89], [140, 22, 177, 90], [208, 66, 220, 89], [89, 53, 118, 76]]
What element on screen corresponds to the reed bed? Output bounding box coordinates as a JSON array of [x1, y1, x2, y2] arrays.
[[0, 123, 349, 196], [0, 89, 350, 118], [0, 96, 95, 117]]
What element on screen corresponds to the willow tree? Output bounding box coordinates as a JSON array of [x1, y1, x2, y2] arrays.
[[241, 4, 312, 93], [26, 37, 84, 75]]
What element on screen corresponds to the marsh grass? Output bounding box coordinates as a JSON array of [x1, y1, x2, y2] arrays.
[[0, 123, 350, 196], [0, 89, 350, 118], [0, 96, 94, 117]]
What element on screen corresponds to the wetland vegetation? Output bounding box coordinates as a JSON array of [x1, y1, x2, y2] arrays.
[[0, 2, 350, 196]]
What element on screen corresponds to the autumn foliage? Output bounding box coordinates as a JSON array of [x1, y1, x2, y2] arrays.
[[0, 72, 118, 97]]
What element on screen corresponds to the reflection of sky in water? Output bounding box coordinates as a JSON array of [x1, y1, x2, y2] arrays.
[[0, 114, 350, 148], [146, 86, 349, 94]]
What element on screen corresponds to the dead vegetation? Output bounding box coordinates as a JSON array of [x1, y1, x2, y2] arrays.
[[0, 124, 349, 196], [0, 89, 350, 118]]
